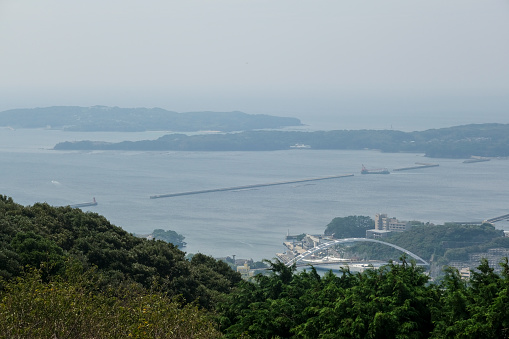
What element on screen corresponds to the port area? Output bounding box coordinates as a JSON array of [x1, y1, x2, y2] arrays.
[[278, 236, 386, 272], [278, 234, 355, 266], [393, 162, 439, 171]]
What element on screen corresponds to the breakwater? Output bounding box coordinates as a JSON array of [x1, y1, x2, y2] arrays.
[[485, 214, 509, 224], [393, 162, 439, 171], [150, 174, 354, 199]]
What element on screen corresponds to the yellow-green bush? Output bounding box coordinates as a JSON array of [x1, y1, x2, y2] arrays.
[[0, 268, 220, 338]]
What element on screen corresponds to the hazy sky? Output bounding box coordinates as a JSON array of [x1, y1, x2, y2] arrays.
[[1, 0, 508, 130]]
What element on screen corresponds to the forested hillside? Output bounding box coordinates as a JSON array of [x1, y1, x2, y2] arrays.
[[0, 195, 241, 309]]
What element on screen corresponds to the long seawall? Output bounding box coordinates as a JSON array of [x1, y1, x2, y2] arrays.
[[150, 174, 354, 199], [393, 163, 439, 171]]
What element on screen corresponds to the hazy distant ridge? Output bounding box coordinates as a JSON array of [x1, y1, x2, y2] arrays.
[[54, 123, 509, 158], [0, 106, 301, 132]]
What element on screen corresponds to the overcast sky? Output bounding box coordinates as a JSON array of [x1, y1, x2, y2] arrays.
[[1, 0, 508, 130]]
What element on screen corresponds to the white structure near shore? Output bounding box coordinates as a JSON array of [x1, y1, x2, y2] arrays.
[[366, 213, 410, 239]]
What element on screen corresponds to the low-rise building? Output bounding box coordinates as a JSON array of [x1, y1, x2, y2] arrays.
[[365, 229, 392, 239]]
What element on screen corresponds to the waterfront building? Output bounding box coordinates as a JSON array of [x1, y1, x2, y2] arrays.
[[374, 213, 409, 232]]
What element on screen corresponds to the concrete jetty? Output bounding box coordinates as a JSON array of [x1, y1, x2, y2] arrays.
[[150, 174, 354, 199], [485, 214, 509, 224], [393, 163, 439, 171]]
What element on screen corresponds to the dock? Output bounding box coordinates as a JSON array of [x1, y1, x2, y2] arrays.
[[150, 174, 354, 199], [393, 162, 439, 171]]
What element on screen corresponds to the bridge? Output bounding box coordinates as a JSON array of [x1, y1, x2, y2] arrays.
[[284, 238, 429, 267]]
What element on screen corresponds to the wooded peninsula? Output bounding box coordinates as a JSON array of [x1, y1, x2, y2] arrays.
[[0, 106, 301, 132], [54, 123, 509, 158]]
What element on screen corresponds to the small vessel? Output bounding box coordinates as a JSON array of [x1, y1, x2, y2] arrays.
[[70, 197, 97, 208], [290, 143, 311, 149], [463, 157, 490, 163], [361, 165, 389, 174]]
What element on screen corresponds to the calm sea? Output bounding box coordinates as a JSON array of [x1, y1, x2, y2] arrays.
[[1, 128, 508, 261]]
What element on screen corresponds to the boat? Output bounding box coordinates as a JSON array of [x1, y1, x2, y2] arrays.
[[463, 157, 490, 163], [290, 143, 311, 149], [361, 165, 390, 174], [70, 197, 97, 208]]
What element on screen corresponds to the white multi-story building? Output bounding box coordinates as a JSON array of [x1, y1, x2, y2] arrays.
[[374, 213, 409, 232]]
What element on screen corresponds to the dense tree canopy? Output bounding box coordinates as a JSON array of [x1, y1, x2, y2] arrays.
[[217, 257, 509, 338], [0, 195, 241, 309], [324, 215, 374, 238]]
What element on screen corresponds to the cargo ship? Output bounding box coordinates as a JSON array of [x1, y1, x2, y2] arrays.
[[70, 197, 97, 208], [361, 165, 390, 175]]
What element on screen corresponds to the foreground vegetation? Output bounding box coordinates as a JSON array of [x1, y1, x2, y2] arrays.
[[0, 266, 220, 338], [2, 196, 509, 338], [0, 195, 241, 310], [218, 258, 509, 338]]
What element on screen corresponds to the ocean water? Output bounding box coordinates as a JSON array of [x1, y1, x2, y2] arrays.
[[1, 128, 508, 261]]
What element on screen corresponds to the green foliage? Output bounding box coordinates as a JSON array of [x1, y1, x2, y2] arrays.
[[383, 222, 504, 262], [0, 266, 221, 338], [0, 195, 241, 309], [324, 215, 374, 238], [152, 228, 186, 248], [218, 256, 509, 338], [431, 259, 509, 338], [217, 257, 436, 338]]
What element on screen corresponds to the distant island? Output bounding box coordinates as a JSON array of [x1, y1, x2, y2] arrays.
[[54, 123, 509, 158], [0, 106, 301, 132]]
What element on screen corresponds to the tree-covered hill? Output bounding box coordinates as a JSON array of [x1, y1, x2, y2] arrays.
[[324, 215, 374, 238], [54, 123, 509, 158], [0, 195, 241, 309], [0, 106, 302, 132]]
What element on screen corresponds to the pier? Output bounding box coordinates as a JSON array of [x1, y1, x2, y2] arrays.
[[150, 174, 354, 199], [393, 162, 439, 171]]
